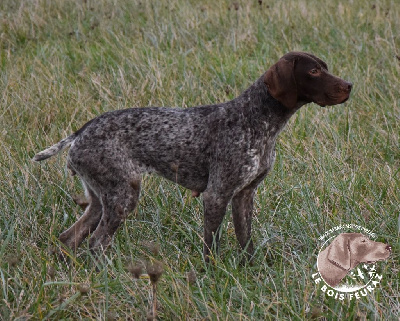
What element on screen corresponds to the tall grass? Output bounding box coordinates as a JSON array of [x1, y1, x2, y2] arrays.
[[0, 0, 399, 319]]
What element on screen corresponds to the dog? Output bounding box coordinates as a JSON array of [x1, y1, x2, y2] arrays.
[[33, 52, 352, 262], [317, 233, 391, 287]]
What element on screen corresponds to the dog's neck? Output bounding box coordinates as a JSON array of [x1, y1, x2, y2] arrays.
[[319, 252, 351, 287], [231, 75, 303, 135]]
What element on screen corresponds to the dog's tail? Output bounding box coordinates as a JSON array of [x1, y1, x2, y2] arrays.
[[32, 133, 77, 161], [33, 118, 95, 162]]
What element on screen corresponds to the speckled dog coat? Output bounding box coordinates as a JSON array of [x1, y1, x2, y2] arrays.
[[33, 52, 352, 262]]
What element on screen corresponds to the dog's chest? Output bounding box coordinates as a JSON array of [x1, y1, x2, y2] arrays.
[[247, 137, 276, 175], [234, 126, 278, 189]]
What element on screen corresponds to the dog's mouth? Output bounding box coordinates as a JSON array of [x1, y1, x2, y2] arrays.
[[366, 256, 389, 264], [317, 93, 350, 107]]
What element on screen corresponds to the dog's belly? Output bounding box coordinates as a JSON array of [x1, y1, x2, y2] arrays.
[[146, 159, 210, 192]]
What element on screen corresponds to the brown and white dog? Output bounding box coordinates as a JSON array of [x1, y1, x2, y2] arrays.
[[33, 52, 352, 262]]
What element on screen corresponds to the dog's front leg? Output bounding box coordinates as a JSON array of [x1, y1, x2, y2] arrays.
[[202, 191, 231, 263], [232, 187, 256, 262]]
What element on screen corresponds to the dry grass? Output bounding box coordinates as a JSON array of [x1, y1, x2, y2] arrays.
[[0, 0, 399, 319]]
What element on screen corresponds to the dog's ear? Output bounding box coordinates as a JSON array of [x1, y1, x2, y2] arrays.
[[327, 233, 351, 270], [302, 52, 328, 70], [264, 57, 297, 109]]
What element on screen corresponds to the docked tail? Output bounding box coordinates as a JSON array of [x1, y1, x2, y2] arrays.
[[32, 134, 77, 161]]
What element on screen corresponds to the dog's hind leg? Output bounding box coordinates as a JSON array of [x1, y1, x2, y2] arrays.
[[59, 182, 103, 251], [88, 176, 141, 252]]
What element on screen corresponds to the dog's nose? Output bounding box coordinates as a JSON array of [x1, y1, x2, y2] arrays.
[[385, 245, 392, 252], [345, 81, 353, 91]]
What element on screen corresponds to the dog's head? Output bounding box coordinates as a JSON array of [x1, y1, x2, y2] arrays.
[[265, 52, 352, 109], [326, 233, 391, 271]]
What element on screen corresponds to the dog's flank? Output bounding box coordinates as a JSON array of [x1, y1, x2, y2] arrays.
[[33, 52, 352, 262]]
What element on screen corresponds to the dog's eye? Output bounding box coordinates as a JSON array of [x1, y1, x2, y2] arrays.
[[309, 69, 319, 75], [361, 239, 367, 243]]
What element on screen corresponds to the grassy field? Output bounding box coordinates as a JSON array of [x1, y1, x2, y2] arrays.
[[1, 0, 399, 319]]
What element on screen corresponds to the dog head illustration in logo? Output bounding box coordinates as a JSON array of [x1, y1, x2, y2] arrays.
[[317, 233, 391, 287]]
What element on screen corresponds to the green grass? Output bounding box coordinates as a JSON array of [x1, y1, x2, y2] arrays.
[[1, 0, 399, 319]]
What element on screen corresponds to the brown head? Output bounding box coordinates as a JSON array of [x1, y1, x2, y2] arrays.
[[324, 233, 391, 271], [265, 52, 352, 110]]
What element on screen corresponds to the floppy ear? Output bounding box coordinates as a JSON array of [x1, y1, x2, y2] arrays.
[[303, 52, 328, 70], [264, 58, 297, 109], [327, 234, 351, 270]]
